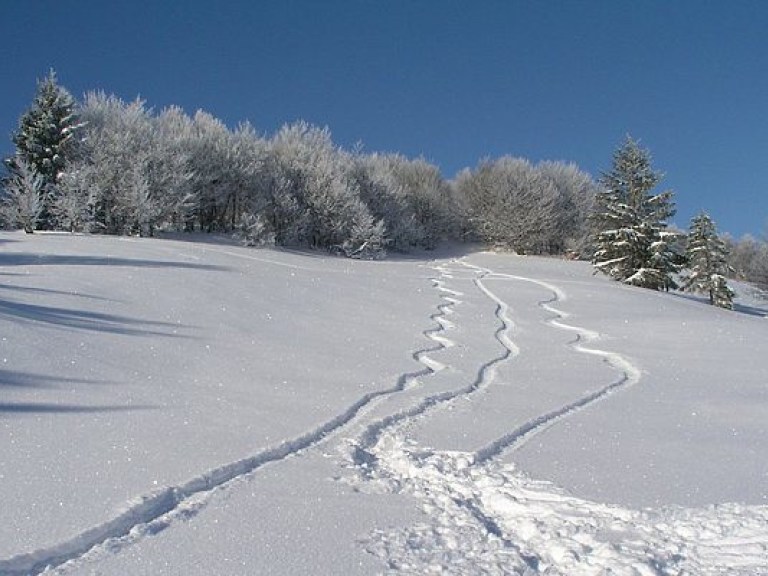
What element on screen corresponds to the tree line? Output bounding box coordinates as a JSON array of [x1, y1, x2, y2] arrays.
[[0, 71, 595, 259], [3, 71, 765, 308]]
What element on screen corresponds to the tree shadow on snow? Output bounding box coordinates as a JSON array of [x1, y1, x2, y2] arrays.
[[733, 302, 768, 318], [0, 369, 111, 389], [0, 402, 156, 415], [671, 291, 768, 318], [266, 241, 488, 263], [0, 252, 231, 271], [0, 282, 116, 301], [0, 299, 189, 336]]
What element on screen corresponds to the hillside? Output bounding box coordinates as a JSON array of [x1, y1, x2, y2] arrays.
[[0, 231, 766, 575]]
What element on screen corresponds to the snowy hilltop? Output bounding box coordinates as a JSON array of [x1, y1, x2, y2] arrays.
[[0, 231, 766, 575]]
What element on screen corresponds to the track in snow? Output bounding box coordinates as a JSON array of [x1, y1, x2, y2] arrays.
[[461, 261, 642, 463], [6, 249, 767, 575], [353, 258, 768, 575], [0, 275, 453, 576], [348, 262, 519, 469]]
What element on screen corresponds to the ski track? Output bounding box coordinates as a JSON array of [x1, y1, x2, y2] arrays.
[[462, 262, 642, 463], [349, 262, 517, 468], [0, 270, 458, 576], [354, 259, 768, 575], [6, 252, 767, 575]]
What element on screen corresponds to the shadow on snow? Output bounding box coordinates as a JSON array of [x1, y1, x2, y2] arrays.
[[0, 402, 156, 415], [0, 369, 111, 390], [0, 252, 231, 271], [0, 299, 187, 336]]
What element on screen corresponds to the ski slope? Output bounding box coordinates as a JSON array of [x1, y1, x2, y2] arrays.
[[0, 231, 766, 575]]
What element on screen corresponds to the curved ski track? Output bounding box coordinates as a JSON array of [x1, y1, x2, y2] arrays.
[[461, 261, 643, 463], [6, 253, 767, 575], [349, 262, 519, 465], [0, 273, 456, 575], [354, 258, 768, 575]]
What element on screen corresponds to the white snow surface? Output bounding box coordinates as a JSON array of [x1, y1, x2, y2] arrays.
[[0, 231, 766, 575]]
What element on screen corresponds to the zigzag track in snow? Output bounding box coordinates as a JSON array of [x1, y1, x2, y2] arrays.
[[414, 279, 462, 373], [460, 262, 642, 463], [0, 277, 465, 575], [358, 259, 768, 575], [351, 263, 517, 462]]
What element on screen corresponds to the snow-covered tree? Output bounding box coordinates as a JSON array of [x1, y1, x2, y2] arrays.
[[457, 157, 556, 253], [389, 156, 459, 249], [53, 165, 97, 232], [536, 161, 597, 256], [259, 122, 386, 257], [456, 157, 595, 255], [682, 213, 734, 308], [9, 70, 81, 229], [591, 137, 681, 290], [724, 234, 768, 290], [1, 157, 44, 233], [64, 93, 195, 236]]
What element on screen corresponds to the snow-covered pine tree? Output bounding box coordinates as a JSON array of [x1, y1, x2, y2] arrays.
[[683, 212, 734, 309], [591, 136, 681, 290], [9, 70, 81, 229]]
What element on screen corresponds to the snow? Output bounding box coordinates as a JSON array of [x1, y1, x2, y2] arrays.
[[0, 231, 766, 575]]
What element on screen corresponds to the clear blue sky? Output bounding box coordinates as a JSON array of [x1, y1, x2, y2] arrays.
[[2, 1, 766, 236]]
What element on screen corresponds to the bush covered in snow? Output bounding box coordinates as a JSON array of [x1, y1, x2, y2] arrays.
[[456, 157, 597, 255]]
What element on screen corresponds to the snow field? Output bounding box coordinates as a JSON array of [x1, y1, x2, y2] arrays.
[[1, 233, 766, 574]]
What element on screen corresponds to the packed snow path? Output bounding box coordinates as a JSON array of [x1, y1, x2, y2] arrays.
[[1, 234, 767, 574]]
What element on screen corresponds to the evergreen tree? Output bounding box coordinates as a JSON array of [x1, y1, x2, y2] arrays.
[[9, 70, 81, 229], [683, 212, 734, 309], [591, 136, 681, 290]]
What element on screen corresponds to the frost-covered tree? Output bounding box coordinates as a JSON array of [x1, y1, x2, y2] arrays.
[[389, 156, 459, 248], [70, 92, 152, 234], [536, 161, 597, 255], [456, 157, 595, 255], [53, 165, 97, 232], [1, 157, 44, 233], [457, 157, 557, 253], [591, 137, 681, 289], [9, 70, 81, 229], [63, 93, 195, 235], [682, 213, 734, 308], [724, 234, 768, 289], [348, 154, 422, 251], [256, 122, 385, 257]]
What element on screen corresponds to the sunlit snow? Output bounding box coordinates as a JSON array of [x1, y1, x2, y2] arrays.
[[0, 231, 766, 575]]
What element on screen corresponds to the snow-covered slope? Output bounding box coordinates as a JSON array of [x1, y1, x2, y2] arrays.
[[0, 232, 765, 575]]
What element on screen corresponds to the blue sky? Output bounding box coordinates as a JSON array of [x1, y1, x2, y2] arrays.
[[2, 1, 766, 236]]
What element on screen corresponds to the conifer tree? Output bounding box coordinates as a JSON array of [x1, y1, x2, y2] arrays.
[[591, 136, 681, 290], [683, 212, 734, 309], [9, 70, 81, 229]]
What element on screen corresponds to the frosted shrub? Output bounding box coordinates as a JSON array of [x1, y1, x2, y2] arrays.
[[458, 157, 559, 254], [350, 154, 426, 252], [390, 157, 457, 249], [236, 212, 276, 247], [1, 157, 44, 233], [265, 122, 385, 256]]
